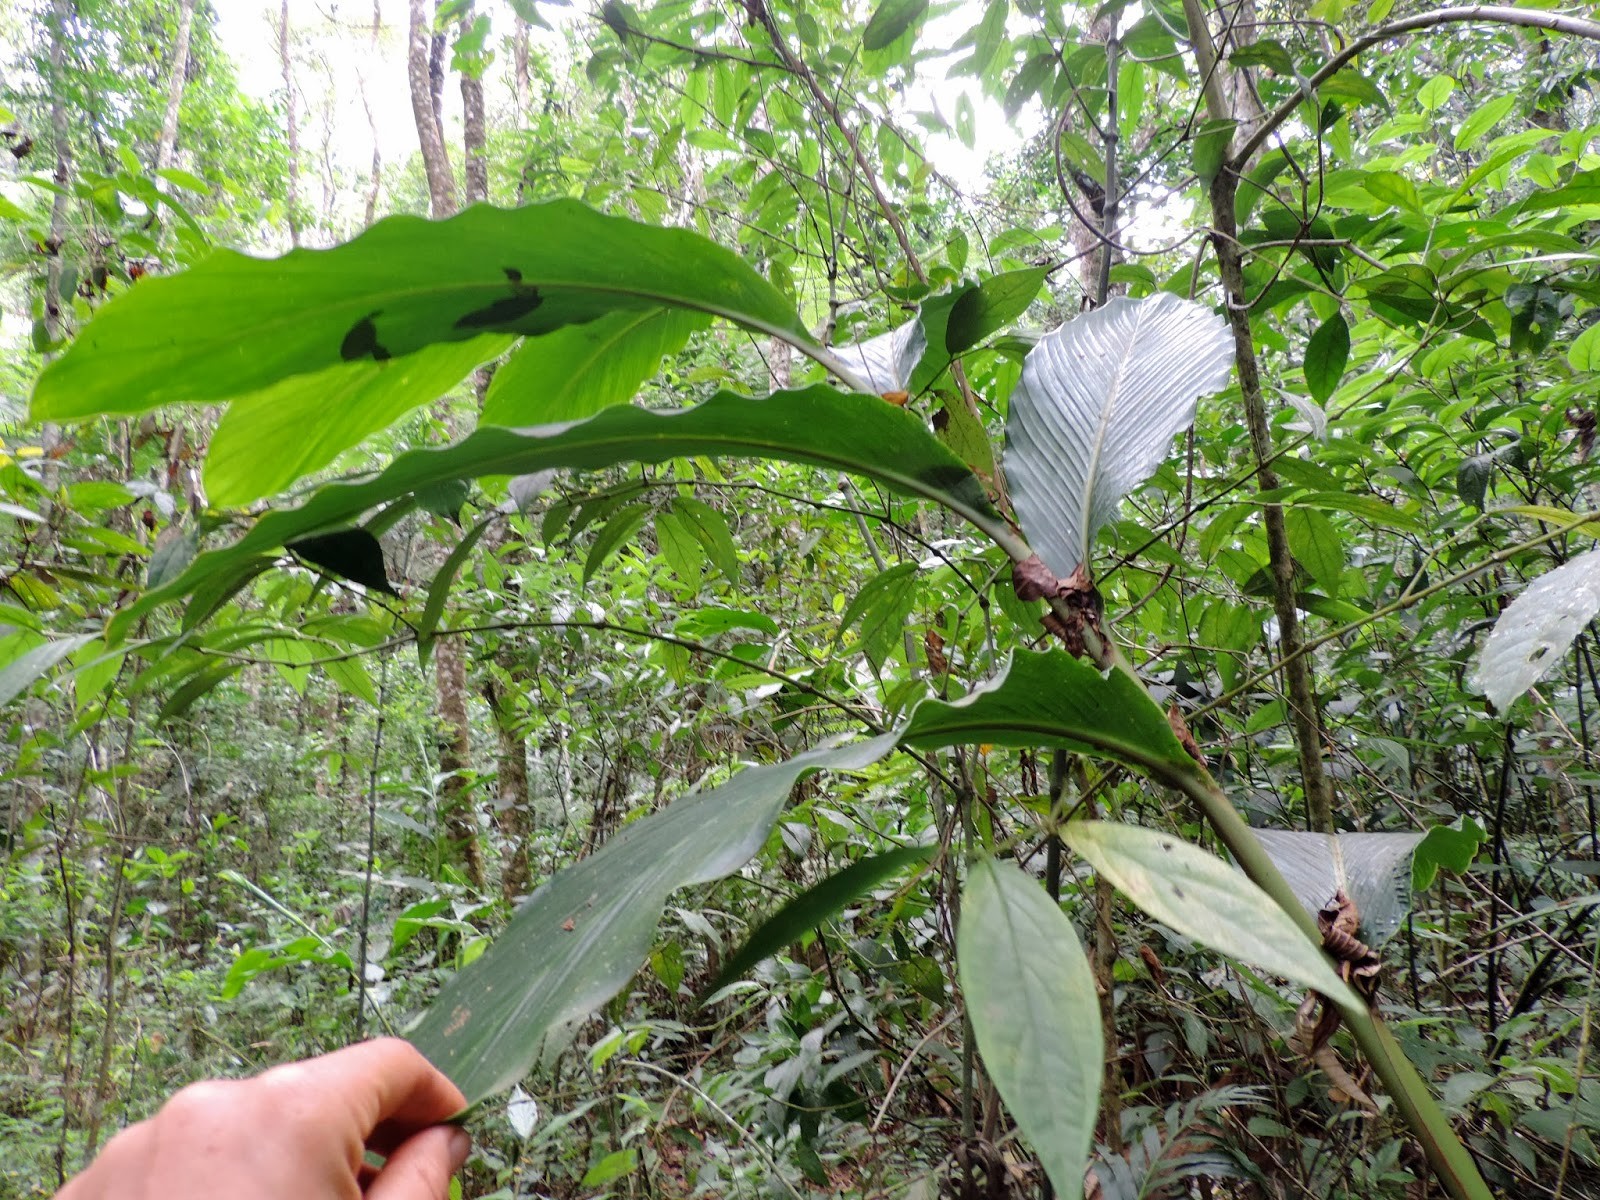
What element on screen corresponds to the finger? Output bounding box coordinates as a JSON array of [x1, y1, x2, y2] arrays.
[[365, 1125, 471, 1200], [260, 1038, 467, 1135]]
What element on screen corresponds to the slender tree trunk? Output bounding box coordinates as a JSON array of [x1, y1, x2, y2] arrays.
[[406, 0, 482, 888], [407, 0, 456, 216], [1184, 1, 1336, 831], [483, 676, 532, 902], [512, 17, 531, 125], [40, 0, 72, 482], [154, 0, 196, 175], [361, 1, 384, 225], [459, 3, 487, 204], [279, 0, 301, 246]]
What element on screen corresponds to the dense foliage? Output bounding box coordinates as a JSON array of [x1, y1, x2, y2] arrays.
[[4, 2, 1600, 1199]]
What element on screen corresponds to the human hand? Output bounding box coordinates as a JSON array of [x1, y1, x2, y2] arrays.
[[58, 1038, 470, 1199]]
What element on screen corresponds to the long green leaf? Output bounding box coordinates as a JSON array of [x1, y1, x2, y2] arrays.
[[110, 386, 1000, 634], [1063, 820, 1360, 1007], [31, 200, 815, 421], [0, 634, 97, 709], [901, 649, 1193, 781], [407, 734, 899, 1104], [958, 858, 1101, 1199], [707, 845, 935, 995]]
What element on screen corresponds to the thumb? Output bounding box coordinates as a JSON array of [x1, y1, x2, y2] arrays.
[[366, 1124, 471, 1200]]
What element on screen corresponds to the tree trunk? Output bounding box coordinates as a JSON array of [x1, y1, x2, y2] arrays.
[[512, 17, 531, 125], [1184, 0, 1336, 832], [459, 3, 487, 204], [407, 0, 456, 216], [279, 0, 301, 246], [483, 675, 532, 902], [361, 1, 384, 226], [154, 0, 196, 175]]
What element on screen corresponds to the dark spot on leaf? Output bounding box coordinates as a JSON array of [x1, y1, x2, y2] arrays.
[[340, 311, 391, 362], [1172, 885, 1185, 900], [287, 528, 397, 595], [456, 284, 544, 330], [503, 267, 523, 284]]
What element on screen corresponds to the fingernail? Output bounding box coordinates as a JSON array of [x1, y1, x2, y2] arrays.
[[448, 1127, 472, 1172]]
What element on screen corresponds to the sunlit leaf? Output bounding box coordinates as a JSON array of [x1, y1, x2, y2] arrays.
[[32, 200, 815, 422], [1471, 548, 1600, 711], [1064, 821, 1360, 1007], [1004, 294, 1234, 577], [958, 858, 1101, 1199]]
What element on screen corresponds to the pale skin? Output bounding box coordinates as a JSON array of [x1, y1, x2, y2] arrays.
[[57, 1039, 471, 1200]]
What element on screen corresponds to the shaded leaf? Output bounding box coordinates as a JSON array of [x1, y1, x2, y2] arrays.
[[417, 516, 496, 666], [959, 858, 1101, 1200], [1003, 294, 1234, 576], [1471, 548, 1600, 711], [1064, 821, 1360, 1007], [708, 845, 934, 994], [114, 387, 999, 632], [1251, 829, 1425, 947], [147, 524, 198, 589], [1303, 313, 1349, 406], [407, 734, 899, 1103], [287, 529, 396, 595], [863, 0, 928, 52], [901, 649, 1192, 781]]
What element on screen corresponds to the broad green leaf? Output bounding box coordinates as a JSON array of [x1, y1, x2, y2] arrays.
[[32, 200, 815, 422], [1285, 508, 1342, 594], [205, 336, 510, 507], [407, 734, 899, 1103], [945, 267, 1047, 356], [112, 387, 999, 631], [1471, 548, 1600, 711], [901, 649, 1193, 782], [1192, 117, 1237, 184], [1003, 294, 1234, 576], [1064, 821, 1360, 1008], [0, 634, 96, 709], [830, 316, 927, 395], [958, 858, 1101, 1200], [1453, 95, 1515, 151], [1303, 313, 1349, 406], [1251, 829, 1425, 947], [322, 656, 379, 707], [1570, 320, 1600, 372], [862, 0, 928, 52], [1363, 171, 1420, 213], [1413, 818, 1487, 891], [674, 606, 778, 639], [653, 507, 705, 588], [708, 845, 934, 993], [480, 308, 706, 427]]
